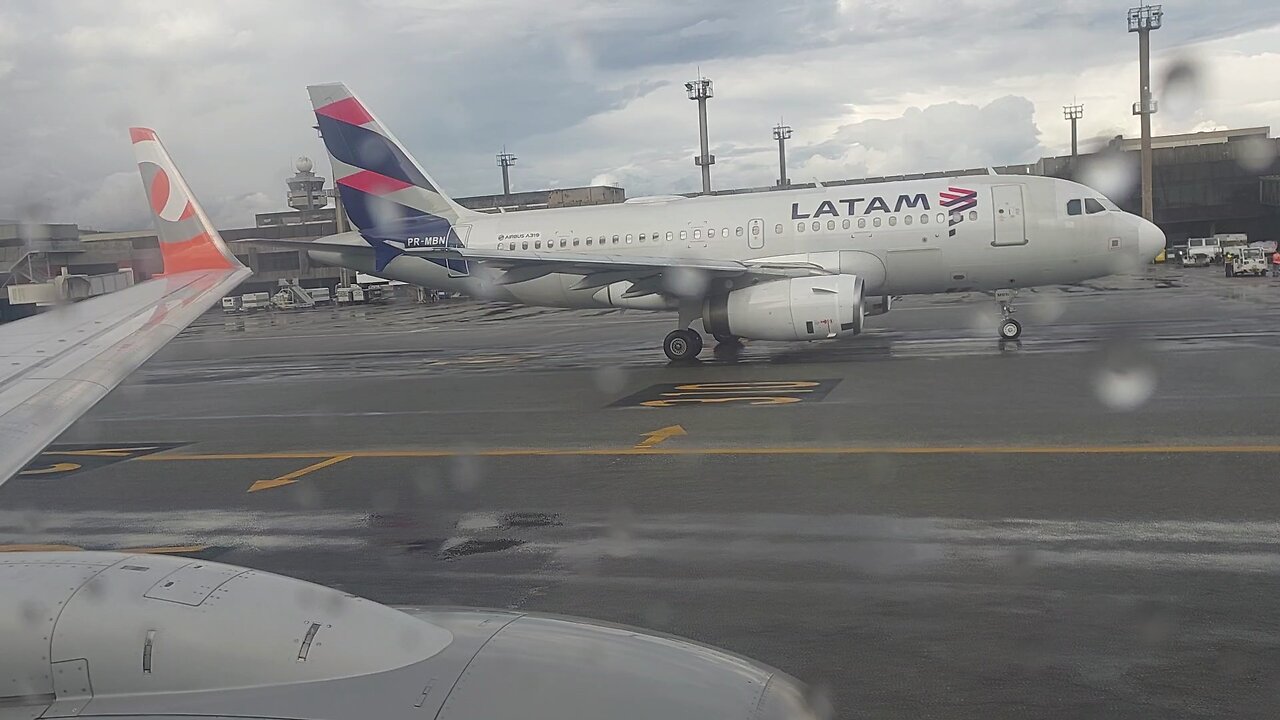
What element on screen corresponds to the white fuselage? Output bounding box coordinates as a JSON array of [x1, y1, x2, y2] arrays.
[[308, 174, 1159, 311]]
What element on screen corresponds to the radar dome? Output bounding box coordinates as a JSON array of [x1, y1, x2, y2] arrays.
[[295, 156, 314, 173]]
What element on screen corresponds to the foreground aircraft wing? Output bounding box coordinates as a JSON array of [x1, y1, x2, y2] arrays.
[[0, 128, 249, 486]]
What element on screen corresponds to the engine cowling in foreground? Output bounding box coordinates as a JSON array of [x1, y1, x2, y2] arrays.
[[703, 274, 865, 341], [0, 552, 818, 720]]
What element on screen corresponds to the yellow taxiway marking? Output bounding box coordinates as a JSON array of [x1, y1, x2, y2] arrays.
[[128, 444, 1280, 464], [48, 446, 159, 457], [18, 462, 82, 476], [247, 454, 354, 493], [634, 425, 687, 449]]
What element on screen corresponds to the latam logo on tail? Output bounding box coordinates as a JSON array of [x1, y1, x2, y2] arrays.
[[940, 187, 977, 237]]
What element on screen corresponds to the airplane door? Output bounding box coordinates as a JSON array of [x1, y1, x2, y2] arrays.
[[990, 185, 1026, 246], [448, 224, 471, 276], [748, 218, 764, 250]]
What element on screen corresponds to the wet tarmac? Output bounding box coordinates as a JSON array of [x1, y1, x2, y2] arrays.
[[5, 263, 1280, 718]]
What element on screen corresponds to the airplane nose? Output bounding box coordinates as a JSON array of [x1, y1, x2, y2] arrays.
[[1138, 219, 1165, 261]]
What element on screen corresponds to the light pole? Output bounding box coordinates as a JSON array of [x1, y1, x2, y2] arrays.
[[685, 77, 715, 194], [773, 122, 792, 188], [1129, 4, 1162, 222], [1063, 104, 1084, 157], [496, 148, 517, 199]]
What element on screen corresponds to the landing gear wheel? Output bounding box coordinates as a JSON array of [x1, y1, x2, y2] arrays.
[[664, 329, 703, 361], [998, 318, 1022, 340]]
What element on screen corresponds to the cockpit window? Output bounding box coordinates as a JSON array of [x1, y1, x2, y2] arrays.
[[1084, 198, 1105, 214], [1067, 199, 1082, 216], [1098, 197, 1120, 211]]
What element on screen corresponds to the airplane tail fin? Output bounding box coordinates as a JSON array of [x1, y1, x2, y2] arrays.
[[130, 128, 243, 274], [307, 82, 477, 236]]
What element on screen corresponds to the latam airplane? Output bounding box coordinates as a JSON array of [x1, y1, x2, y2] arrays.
[[0, 131, 816, 719], [251, 83, 1165, 360]]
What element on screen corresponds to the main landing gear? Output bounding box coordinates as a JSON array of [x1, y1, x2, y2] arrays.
[[663, 328, 703, 361], [995, 289, 1022, 341], [664, 302, 707, 362]]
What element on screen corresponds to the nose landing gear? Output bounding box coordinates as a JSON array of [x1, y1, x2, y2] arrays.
[[999, 317, 1022, 340], [994, 289, 1022, 340]]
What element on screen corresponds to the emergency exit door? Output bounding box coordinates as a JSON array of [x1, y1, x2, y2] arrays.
[[990, 185, 1026, 246]]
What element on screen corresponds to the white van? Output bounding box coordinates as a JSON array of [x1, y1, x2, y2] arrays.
[[1183, 237, 1221, 265]]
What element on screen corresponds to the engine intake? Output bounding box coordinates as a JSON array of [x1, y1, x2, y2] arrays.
[[703, 274, 864, 341]]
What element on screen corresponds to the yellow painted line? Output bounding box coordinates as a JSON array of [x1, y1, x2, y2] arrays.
[[18, 462, 82, 476], [634, 424, 687, 449], [247, 454, 354, 493], [126, 444, 1280, 463], [49, 446, 158, 457]]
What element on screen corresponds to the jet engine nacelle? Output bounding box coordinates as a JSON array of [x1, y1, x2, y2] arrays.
[[703, 274, 865, 341]]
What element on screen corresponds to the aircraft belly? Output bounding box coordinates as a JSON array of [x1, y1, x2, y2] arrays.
[[504, 274, 607, 308], [884, 247, 945, 294]]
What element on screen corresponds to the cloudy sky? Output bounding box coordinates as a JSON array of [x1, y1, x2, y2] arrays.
[[2, 0, 1278, 230]]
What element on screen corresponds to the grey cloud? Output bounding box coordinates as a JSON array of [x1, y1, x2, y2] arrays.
[[0, 1, 1277, 230], [795, 96, 1043, 176]]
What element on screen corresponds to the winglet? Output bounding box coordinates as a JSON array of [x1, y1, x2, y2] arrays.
[[130, 128, 244, 275]]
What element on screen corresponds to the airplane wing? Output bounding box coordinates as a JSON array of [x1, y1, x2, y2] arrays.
[[0, 128, 250, 486], [243, 238, 829, 296]]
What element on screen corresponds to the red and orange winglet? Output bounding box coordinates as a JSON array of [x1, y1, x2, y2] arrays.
[[129, 127, 241, 275]]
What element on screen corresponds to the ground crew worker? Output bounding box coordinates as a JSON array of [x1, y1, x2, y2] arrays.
[[1272, 250, 1280, 277], [1224, 250, 1235, 277]]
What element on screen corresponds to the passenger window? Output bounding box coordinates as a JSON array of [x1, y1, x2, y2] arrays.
[[858, 218, 866, 229], [968, 210, 977, 221], [842, 219, 850, 230], [665, 232, 673, 241], [921, 213, 928, 224], [904, 215, 913, 225], [812, 221, 820, 232], [707, 228, 715, 238], [680, 230, 687, 240], [827, 220, 836, 230], [873, 217, 882, 228], [797, 222, 805, 232], [774, 224, 783, 234], [1085, 198, 1105, 214], [586, 238, 593, 245], [535, 240, 542, 249], [1067, 199, 1082, 216], [722, 227, 729, 237], [626, 234, 633, 243], [888, 216, 897, 226], [936, 212, 945, 224], [693, 229, 701, 239], [612, 235, 620, 243], [572, 238, 579, 246], [638, 233, 646, 242]]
